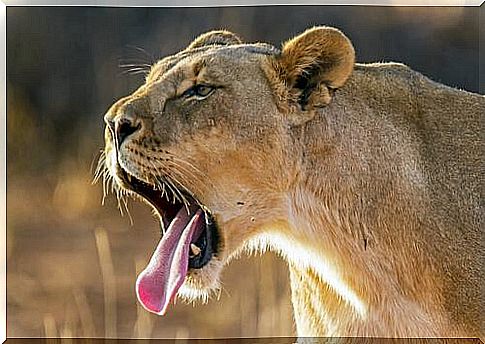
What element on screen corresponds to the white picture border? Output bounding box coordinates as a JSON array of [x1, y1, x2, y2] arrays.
[[1, 1, 482, 343]]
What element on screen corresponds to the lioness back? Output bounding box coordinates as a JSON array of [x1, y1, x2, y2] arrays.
[[324, 62, 483, 332]]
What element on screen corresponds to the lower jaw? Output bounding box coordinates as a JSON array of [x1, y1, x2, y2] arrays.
[[178, 259, 224, 300]]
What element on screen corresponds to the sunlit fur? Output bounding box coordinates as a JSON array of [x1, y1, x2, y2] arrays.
[[100, 27, 484, 337], [178, 258, 223, 304]]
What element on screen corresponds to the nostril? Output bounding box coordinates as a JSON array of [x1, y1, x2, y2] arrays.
[[116, 119, 141, 146]]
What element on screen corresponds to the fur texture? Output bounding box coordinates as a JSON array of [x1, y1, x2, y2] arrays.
[[102, 27, 483, 337]]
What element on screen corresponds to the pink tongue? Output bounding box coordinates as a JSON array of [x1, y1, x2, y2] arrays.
[[136, 207, 204, 315]]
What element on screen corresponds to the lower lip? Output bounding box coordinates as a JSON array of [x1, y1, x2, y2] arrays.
[[189, 212, 218, 269]]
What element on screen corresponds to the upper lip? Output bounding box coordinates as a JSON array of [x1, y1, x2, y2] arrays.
[[117, 166, 191, 231]]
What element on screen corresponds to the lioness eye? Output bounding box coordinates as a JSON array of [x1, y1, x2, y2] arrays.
[[183, 84, 215, 99]]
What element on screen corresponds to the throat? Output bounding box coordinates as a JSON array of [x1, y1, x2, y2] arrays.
[[289, 263, 363, 336], [282, 188, 451, 336], [250, 231, 368, 328]]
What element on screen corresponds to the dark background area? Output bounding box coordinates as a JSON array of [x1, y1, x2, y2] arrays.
[[6, 6, 482, 338]]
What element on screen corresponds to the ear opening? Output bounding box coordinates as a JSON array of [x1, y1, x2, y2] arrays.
[[294, 64, 336, 109], [275, 26, 355, 111]]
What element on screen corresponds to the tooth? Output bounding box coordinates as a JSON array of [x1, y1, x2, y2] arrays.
[[190, 244, 201, 256], [126, 174, 132, 182]]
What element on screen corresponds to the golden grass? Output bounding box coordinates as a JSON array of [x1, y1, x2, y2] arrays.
[[133, 256, 154, 339], [94, 227, 117, 339], [73, 288, 96, 338], [43, 313, 58, 338], [8, 178, 293, 338]]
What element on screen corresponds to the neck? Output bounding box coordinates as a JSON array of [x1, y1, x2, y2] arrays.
[[255, 185, 456, 336]]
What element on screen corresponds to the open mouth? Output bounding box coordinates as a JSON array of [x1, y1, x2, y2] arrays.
[[118, 167, 219, 315]]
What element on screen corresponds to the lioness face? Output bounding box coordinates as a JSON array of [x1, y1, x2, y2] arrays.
[[103, 42, 292, 314], [102, 28, 354, 315]]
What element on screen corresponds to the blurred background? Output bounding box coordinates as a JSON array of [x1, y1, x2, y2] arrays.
[[6, 5, 481, 338]]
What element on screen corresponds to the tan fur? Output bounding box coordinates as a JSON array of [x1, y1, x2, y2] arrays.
[[103, 27, 483, 337], [186, 30, 242, 50]]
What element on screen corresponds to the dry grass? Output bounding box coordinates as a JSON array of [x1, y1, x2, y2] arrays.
[[5, 32, 294, 338], [7, 7, 478, 339], [72, 288, 96, 338], [7, 173, 294, 338], [43, 314, 57, 337], [133, 256, 154, 339], [94, 227, 118, 338]]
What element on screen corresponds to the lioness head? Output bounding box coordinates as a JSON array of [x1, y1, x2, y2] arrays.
[[102, 27, 355, 315]]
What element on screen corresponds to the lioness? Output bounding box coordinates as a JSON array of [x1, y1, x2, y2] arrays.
[[100, 27, 483, 337]]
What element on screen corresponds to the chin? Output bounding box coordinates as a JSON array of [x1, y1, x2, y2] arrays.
[[178, 257, 225, 303]]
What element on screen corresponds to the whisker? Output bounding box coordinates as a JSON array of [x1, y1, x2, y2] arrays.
[[121, 190, 134, 226], [119, 63, 152, 68], [115, 186, 124, 216], [102, 168, 115, 206], [148, 160, 194, 215], [120, 68, 150, 76], [149, 175, 169, 236], [101, 172, 108, 205], [93, 152, 106, 184], [91, 150, 105, 182], [165, 163, 208, 209], [124, 45, 156, 63], [165, 158, 211, 189], [167, 155, 232, 205], [164, 161, 204, 194], [166, 174, 191, 214], [162, 178, 179, 204], [148, 152, 223, 208], [167, 155, 217, 189], [151, 176, 168, 201], [120, 66, 149, 72], [91, 150, 114, 208]]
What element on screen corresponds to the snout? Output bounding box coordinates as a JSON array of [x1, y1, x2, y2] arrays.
[[104, 98, 146, 150]]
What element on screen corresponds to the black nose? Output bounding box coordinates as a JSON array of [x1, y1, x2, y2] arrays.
[[107, 117, 141, 150], [104, 101, 143, 149], [117, 118, 141, 145]]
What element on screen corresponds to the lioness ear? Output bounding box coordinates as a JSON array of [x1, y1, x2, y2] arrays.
[[187, 30, 242, 50], [275, 26, 355, 112]]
